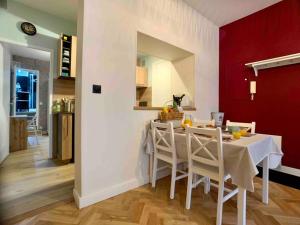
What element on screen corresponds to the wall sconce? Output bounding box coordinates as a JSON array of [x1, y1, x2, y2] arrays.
[[250, 81, 256, 101]]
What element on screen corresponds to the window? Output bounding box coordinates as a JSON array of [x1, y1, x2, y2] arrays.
[[135, 32, 195, 109], [15, 68, 39, 114]]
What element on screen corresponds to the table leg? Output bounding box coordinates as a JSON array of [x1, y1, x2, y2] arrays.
[[149, 153, 153, 183], [262, 155, 269, 204], [237, 186, 246, 225]]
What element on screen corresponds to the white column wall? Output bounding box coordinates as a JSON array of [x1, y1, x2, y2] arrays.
[[0, 43, 11, 163], [75, 0, 219, 207]]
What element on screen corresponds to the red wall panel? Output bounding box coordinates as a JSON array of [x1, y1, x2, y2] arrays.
[[219, 0, 300, 169]]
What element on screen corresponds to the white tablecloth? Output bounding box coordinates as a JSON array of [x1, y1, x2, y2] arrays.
[[144, 129, 283, 192]]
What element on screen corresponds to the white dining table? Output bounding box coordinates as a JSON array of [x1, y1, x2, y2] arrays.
[[144, 128, 283, 225]]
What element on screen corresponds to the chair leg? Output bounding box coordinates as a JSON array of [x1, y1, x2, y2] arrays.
[[149, 154, 153, 183], [204, 177, 210, 194], [35, 128, 39, 144], [170, 163, 177, 199], [152, 156, 158, 188], [36, 134, 39, 144], [185, 171, 193, 209], [216, 181, 224, 225]]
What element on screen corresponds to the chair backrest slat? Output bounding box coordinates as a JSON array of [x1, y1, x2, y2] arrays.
[[28, 114, 38, 127], [226, 120, 256, 134], [151, 121, 176, 159], [186, 127, 224, 175], [155, 129, 171, 148], [156, 145, 173, 153], [191, 155, 219, 167], [190, 133, 217, 161]]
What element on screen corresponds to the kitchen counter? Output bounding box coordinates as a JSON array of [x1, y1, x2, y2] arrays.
[[133, 106, 196, 111]]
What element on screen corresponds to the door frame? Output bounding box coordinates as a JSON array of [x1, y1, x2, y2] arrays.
[[0, 38, 54, 159]]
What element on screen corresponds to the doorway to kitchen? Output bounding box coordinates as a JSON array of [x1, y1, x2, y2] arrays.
[[0, 41, 74, 222], [13, 68, 41, 145]]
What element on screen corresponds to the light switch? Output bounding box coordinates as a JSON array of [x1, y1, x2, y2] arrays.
[[92, 84, 101, 94]]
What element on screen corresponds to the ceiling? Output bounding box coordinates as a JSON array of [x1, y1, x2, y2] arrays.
[[183, 0, 281, 27], [11, 0, 281, 26], [5, 42, 51, 61], [12, 0, 78, 22]]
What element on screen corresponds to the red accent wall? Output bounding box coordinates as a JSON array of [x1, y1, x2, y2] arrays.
[[219, 0, 300, 169]]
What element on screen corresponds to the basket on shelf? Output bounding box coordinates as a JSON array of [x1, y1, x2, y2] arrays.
[[159, 111, 184, 121]]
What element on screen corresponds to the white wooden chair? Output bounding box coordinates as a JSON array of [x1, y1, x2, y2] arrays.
[[151, 121, 188, 199], [226, 120, 256, 134], [27, 114, 40, 144], [185, 127, 238, 225]]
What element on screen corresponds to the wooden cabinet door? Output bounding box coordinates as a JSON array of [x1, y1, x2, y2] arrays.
[[9, 117, 28, 152], [136, 66, 148, 87], [58, 114, 72, 160]]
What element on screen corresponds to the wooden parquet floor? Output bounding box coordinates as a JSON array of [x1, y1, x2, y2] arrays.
[[0, 136, 75, 222], [2, 175, 300, 225]]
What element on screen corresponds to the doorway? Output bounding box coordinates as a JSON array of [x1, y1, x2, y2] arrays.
[[12, 67, 41, 145], [0, 41, 74, 222]]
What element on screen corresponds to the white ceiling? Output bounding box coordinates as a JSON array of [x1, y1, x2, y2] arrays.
[[13, 0, 78, 22], [12, 0, 281, 27], [5, 42, 50, 61], [183, 0, 281, 27]]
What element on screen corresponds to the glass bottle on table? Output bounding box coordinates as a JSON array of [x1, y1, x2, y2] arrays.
[[183, 114, 193, 127]]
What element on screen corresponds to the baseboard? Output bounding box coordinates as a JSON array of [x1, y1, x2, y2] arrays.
[[257, 166, 300, 190], [73, 188, 80, 208], [0, 152, 9, 165], [73, 177, 149, 209], [274, 165, 300, 177], [73, 163, 178, 209]]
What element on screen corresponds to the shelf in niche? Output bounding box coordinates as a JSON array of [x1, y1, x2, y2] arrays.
[[55, 76, 75, 81], [136, 85, 148, 88]]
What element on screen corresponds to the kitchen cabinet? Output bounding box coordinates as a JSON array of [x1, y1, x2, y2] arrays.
[[52, 113, 73, 161], [9, 116, 28, 152], [136, 66, 148, 87], [58, 34, 77, 78]]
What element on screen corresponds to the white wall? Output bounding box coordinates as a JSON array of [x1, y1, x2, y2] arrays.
[[0, 1, 76, 73], [151, 58, 172, 106], [172, 55, 195, 107], [0, 43, 11, 163], [148, 55, 195, 107], [74, 0, 219, 208]]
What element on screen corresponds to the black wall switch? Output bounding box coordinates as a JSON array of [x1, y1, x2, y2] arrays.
[[92, 84, 101, 94]]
